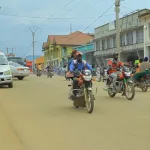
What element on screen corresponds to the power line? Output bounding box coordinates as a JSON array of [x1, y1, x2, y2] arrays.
[[0, 12, 114, 19], [45, 0, 106, 30], [36, 0, 75, 27], [120, 4, 134, 11], [60, 0, 86, 17], [36, 0, 87, 27], [64, 3, 115, 44]]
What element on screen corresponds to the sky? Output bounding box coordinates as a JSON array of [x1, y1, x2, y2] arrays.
[[0, 0, 149, 58]]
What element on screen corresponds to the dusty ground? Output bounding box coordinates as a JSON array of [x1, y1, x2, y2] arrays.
[[0, 75, 150, 150]]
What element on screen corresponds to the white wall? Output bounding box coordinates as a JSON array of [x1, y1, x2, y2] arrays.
[[143, 17, 150, 58]]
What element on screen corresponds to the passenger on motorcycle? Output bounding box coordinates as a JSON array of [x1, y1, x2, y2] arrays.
[[68, 50, 78, 71], [134, 57, 150, 82], [135, 58, 143, 73], [69, 51, 92, 96], [107, 52, 123, 92]]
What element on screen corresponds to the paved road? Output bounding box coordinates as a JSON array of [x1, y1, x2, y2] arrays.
[[0, 76, 150, 150]]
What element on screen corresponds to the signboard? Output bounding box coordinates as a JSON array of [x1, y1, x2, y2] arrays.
[[109, 21, 115, 31]]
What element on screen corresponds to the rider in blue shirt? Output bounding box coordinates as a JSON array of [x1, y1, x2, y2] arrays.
[[70, 52, 92, 72], [69, 51, 92, 97]]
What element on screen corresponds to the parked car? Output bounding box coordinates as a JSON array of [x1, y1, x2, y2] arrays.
[[0, 52, 13, 88], [9, 61, 30, 80]]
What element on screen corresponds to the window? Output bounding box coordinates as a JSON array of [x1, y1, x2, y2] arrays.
[[107, 38, 111, 49], [96, 40, 100, 50], [102, 39, 106, 50], [136, 29, 144, 43], [63, 47, 67, 56], [7, 57, 24, 65], [149, 23, 150, 38], [127, 32, 133, 45], [120, 34, 125, 46]]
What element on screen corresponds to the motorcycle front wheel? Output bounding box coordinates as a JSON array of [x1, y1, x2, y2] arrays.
[[108, 88, 116, 97], [85, 91, 94, 114], [125, 83, 135, 100]]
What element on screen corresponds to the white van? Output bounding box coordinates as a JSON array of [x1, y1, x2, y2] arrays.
[[0, 51, 13, 88]]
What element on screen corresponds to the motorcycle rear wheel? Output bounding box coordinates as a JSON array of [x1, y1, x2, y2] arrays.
[[141, 81, 148, 92], [85, 91, 94, 114], [125, 83, 135, 100]]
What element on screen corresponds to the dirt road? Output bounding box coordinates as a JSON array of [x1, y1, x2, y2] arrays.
[[0, 76, 150, 150]]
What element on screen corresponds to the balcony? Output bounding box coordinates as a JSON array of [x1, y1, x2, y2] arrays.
[[94, 48, 116, 56], [94, 43, 144, 57]]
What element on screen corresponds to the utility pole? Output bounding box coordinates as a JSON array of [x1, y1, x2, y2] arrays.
[[115, 0, 121, 60], [27, 26, 39, 73]]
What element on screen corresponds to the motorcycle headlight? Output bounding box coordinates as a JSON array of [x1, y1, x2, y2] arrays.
[[4, 70, 11, 75], [83, 75, 92, 81], [125, 72, 131, 76]]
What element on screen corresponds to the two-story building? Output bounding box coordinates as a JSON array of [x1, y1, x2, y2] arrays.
[[94, 9, 149, 66], [139, 9, 150, 59], [42, 31, 93, 67]]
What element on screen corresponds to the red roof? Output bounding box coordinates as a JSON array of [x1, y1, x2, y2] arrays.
[[47, 31, 94, 46]]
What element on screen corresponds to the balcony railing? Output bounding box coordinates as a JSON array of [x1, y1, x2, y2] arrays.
[[94, 43, 144, 56]]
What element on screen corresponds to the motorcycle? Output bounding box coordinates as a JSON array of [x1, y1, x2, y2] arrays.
[[47, 70, 53, 78], [106, 66, 135, 100], [131, 69, 150, 92], [37, 70, 42, 77], [68, 70, 96, 114]]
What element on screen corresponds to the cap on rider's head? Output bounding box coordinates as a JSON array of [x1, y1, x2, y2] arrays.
[[76, 51, 83, 56]]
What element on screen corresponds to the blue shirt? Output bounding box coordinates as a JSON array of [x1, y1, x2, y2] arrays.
[[70, 60, 92, 72]]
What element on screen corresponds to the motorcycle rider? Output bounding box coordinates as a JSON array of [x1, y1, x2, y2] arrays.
[[37, 64, 42, 75], [140, 57, 150, 72], [107, 52, 123, 93], [46, 62, 53, 73], [69, 51, 92, 96]]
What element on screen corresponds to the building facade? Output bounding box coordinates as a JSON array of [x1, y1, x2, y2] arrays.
[[139, 9, 150, 59], [94, 9, 149, 66], [74, 43, 96, 65], [42, 31, 93, 67]]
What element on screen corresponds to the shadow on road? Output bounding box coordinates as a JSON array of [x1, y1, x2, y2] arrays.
[[98, 95, 127, 101], [0, 85, 9, 89]]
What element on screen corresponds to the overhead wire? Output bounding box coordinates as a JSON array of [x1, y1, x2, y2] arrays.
[[45, 0, 106, 30], [36, 0, 88, 27], [120, 4, 134, 11], [0, 12, 113, 19], [63, 2, 115, 44], [59, 0, 86, 17], [36, 0, 76, 27]]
